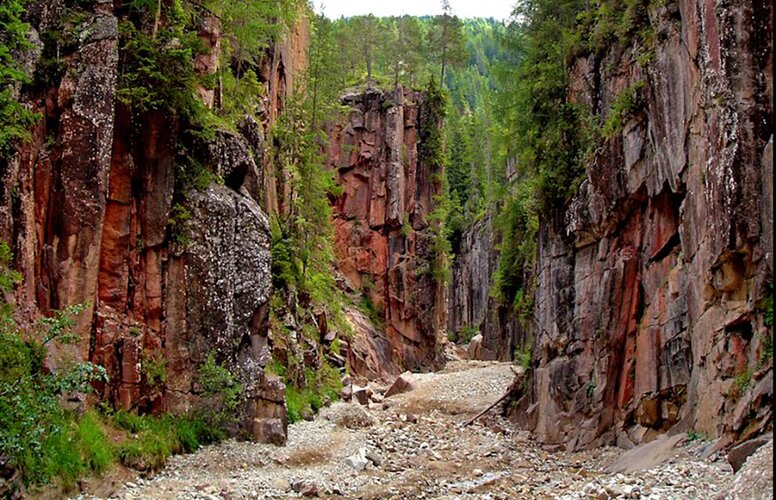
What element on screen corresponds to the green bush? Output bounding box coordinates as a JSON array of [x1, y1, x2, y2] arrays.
[[285, 362, 343, 424], [514, 345, 532, 371], [456, 325, 479, 344], [198, 352, 243, 414], [602, 80, 645, 138], [0, 0, 39, 158], [0, 242, 112, 488]]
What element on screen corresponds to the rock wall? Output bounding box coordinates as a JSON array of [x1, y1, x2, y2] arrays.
[[448, 213, 528, 361], [326, 87, 447, 374], [0, 1, 308, 443], [514, 0, 773, 451]]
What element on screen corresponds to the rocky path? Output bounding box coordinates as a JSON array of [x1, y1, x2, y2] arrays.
[[92, 361, 742, 499]]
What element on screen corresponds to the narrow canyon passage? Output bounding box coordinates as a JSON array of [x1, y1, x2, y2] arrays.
[[0, 0, 772, 497], [96, 361, 740, 500]]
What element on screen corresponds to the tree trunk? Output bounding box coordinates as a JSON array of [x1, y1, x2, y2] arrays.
[[152, 0, 162, 38]]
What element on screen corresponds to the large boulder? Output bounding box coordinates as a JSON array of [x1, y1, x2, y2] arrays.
[[726, 440, 773, 500], [727, 434, 773, 473], [385, 371, 418, 398]]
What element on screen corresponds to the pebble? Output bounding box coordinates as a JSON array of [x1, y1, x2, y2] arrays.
[[82, 361, 735, 500]]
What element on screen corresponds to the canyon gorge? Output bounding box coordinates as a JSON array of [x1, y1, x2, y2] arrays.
[[0, 0, 772, 497]]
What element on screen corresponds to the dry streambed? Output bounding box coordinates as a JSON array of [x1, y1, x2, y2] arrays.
[[78, 361, 759, 499]]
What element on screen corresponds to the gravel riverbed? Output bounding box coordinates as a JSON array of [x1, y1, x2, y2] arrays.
[[79, 361, 742, 499]]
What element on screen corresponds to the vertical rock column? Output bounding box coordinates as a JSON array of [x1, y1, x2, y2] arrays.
[[328, 87, 446, 375]]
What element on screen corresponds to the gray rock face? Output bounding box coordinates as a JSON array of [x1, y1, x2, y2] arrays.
[[183, 184, 271, 358], [448, 213, 529, 361], [516, 0, 773, 451], [164, 182, 276, 437]]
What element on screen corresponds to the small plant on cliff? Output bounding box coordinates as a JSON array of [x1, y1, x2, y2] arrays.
[[732, 369, 753, 397], [515, 345, 532, 371], [602, 80, 645, 139], [198, 351, 243, 414], [167, 203, 191, 246], [143, 354, 167, 388]]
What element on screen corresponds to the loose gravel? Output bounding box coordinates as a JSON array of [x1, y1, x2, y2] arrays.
[[78, 361, 741, 499]]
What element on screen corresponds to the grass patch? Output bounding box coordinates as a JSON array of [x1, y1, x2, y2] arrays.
[[113, 411, 221, 472], [286, 362, 343, 424], [74, 412, 114, 475]]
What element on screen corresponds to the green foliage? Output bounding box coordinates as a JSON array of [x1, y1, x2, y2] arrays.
[[585, 379, 596, 398], [285, 361, 342, 424], [198, 351, 243, 414], [457, 325, 480, 344], [143, 354, 167, 387], [0, 243, 112, 488], [219, 68, 264, 122], [513, 288, 535, 323], [687, 428, 709, 442], [270, 217, 296, 289], [602, 80, 645, 138], [764, 282, 773, 328], [0, 0, 39, 158], [570, 0, 652, 57], [167, 203, 191, 246], [733, 369, 753, 395], [420, 78, 453, 285], [284, 385, 308, 424], [515, 345, 532, 371], [492, 183, 538, 306], [358, 293, 384, 330], [114, 412, 218, 471], [73, 412, 114, 475], [116, 10, 208, 124]]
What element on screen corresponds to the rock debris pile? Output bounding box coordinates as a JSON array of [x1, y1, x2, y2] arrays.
[[80, 361, 768, 499]]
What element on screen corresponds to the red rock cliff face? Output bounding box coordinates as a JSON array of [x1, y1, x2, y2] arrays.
[[0, 1, 308, 443], [327, 88, 447, 374], [514, 0, 773, 450]]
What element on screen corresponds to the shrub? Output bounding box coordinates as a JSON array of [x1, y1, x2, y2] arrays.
[[515, 345, 532, 371], [0, 0, 39, 158], [602, 81, 645, 139], [198, 352, 243, 413], [0, 242, 110, 488], [458, 325, 479, 344], [285, 362, 343, 424]]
